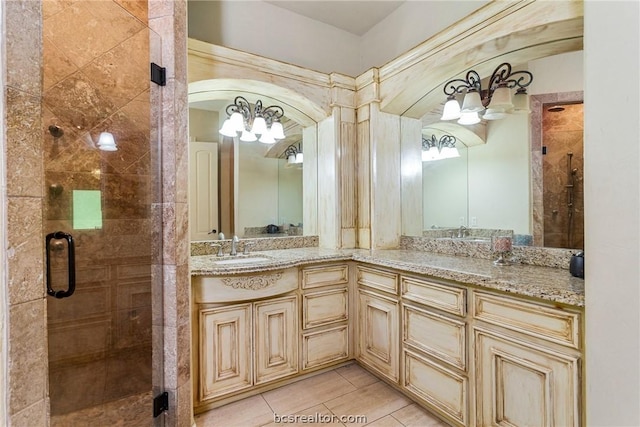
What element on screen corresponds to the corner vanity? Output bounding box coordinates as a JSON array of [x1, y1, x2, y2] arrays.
[[190, 247, 584, 427]]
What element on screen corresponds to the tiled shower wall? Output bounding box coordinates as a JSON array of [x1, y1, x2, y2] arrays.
[[4, 0, 47, 424], [2, 0, 191, 425], [542, 103, 584, 249]]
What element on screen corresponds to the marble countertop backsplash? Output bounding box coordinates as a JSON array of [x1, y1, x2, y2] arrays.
[[191, 247, 584, 308], [400, 235, 580, 269], [191, 235, 319, 256]]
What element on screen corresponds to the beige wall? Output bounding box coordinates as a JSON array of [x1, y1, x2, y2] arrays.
[[585, 1, 640, 425], [187, 0, 487, 76]]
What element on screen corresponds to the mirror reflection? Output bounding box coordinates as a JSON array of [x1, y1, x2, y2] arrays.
[[416, 51, 584, 250], [188, 101, 304, 240]]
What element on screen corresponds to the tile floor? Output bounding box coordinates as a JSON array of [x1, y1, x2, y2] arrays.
[[195, 363, 450, 427]]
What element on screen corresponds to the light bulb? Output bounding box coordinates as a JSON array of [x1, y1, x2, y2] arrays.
[[250, 116, 267, 135], [270, 121, 285, 139], [219, 119, 238, 137], [240, 130, 257, 142], [258, 130, 275, 144], [441, 97, 461, 120], [230, 112, 245, 132], [461, 90, 485, 113]]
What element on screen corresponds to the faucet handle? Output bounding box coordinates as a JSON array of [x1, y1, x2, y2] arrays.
[[210, 243, 223, 257], [243, 241, 255, 255]]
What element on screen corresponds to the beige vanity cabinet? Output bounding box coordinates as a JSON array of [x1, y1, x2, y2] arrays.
[[400, 276, 469, 427], [300, 264, 350, 370], [199, 303, 253, 401], [193, 269, 300, 411], [356, 266, 400, 383], [196, 294, 299, 406], [472, 291, 582, 427]]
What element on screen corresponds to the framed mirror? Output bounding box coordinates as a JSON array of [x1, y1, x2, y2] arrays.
[[413, 51, 584, 250], [188, 99, 308, 240]]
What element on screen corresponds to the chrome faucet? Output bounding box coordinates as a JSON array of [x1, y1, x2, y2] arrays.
[[457, 226, 467, 238], [230, 235, 239, 256], [210, 243, 223, 257], [243, 241, 255, 255]]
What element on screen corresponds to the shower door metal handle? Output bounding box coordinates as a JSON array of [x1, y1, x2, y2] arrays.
[[46, 231, 76, 299]]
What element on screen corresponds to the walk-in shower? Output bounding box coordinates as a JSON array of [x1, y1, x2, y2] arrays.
[[542, 102, 584, 249], [43, 1, 163, 425]]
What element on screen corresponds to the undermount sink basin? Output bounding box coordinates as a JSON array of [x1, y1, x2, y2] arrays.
[[212, 256, 271, 265]]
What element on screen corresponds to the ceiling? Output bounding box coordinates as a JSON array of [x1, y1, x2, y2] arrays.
[[265, 1, 405, 36]]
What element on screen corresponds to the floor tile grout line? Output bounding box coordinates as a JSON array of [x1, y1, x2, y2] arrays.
[[389, 412, 408, 427]]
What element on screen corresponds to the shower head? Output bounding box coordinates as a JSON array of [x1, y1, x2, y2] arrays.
[[48, 124, 64, 138], [547, 105, 565, 112]]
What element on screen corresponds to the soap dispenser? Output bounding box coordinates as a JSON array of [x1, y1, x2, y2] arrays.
[[569, 251, 584, 279]]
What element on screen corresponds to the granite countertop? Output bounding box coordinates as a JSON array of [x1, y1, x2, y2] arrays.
[[190, 248, 585, 308]]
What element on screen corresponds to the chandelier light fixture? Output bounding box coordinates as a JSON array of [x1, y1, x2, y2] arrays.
[[219, 96, 286, 143], [422, 134, 459, 162], [283, 143, 303, 166], [440, 62, 533, 125]]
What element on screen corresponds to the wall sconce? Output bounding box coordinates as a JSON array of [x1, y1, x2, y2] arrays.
[[97, 132, 117, 151], [441, 62, 533, 125], [422, 134, 459, 162], [283, 143, 303, 166], [219, 96, 286, 144]]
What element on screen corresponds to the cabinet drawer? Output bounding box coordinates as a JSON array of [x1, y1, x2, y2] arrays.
[[472, 292, 581, 349], [403, 303, 466, 371], [302, 264, 349, 289], [403, 349, 468, 427], [402, 276, 466, 317], [302, 325, 349, 370], [357, 266, 398, 295], [303, 288, 348, 329]]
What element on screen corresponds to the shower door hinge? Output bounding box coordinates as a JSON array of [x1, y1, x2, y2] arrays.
[[150, 63, 166, 86], [153, 391, 169, 417]]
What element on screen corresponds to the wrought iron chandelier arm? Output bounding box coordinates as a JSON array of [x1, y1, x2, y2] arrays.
[[439, 135, 457, 148], [226, 96, 252, 119], [283, 145, 298, 158], [506, 70, 534, 90], [443, 69, 483, 96], [261, 105, 285, 125], [488, 63, 533, 91]]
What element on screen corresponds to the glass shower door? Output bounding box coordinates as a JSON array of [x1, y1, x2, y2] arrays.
[[42, 1, 163, 424]]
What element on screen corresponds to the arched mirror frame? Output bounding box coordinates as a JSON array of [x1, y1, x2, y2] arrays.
[[187, 39, 345, 245]]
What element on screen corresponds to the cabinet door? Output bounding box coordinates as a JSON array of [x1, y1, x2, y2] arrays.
[[199, 304, 252, 401], [475, 328, 580, 427], [357, 289, 399, 382], [254, 295, 299, 384]]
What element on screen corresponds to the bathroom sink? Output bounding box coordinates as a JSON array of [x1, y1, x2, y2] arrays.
[[212, 256, 271, 265]]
